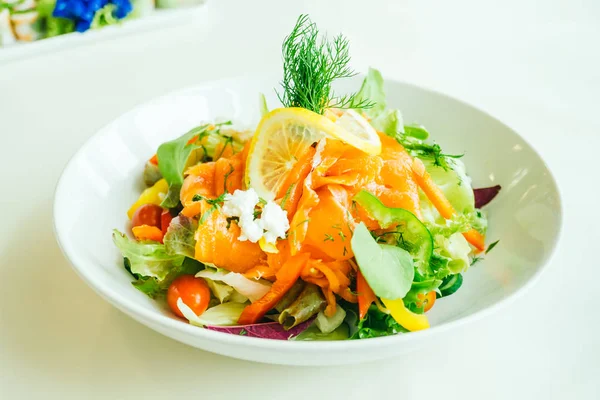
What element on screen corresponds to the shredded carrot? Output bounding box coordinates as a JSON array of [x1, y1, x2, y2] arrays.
[[357, 270, 377, 319], [132, 225, 164, 243], [412, 158, 486, 252], [323, 288, 337, 317], [339, 288, 358, 303], [238, 253, 310, 325], [463, 229, 486, 252], [312, 261, 341, 293], [149, 154, 158, 165]]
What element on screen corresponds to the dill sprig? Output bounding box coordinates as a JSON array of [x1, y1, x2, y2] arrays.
[[277, 14, 373, 114]]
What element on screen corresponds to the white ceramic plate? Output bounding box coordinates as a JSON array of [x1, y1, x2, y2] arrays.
[[53, 76, 562, 366]]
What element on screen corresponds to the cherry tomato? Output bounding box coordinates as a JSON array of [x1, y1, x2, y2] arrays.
[[161, 209, 173, 235], [132, 204, 162, 229], [167, 275, 211, 318], [416, 291, 437, 312]]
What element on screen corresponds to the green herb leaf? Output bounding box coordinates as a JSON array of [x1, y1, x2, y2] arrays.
[[277, 14, 373, 114], [351, 222, 414, 299], [486, 240, 500, 254]]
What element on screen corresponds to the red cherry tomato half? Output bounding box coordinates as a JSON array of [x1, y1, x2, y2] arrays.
[[132, 204, 162, 229], [416, 291, 437, 312], [167, 275, 211, 318], [161, 209, 173, 235]]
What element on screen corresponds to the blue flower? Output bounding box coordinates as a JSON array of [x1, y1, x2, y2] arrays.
[[52, 0, 133, 32]]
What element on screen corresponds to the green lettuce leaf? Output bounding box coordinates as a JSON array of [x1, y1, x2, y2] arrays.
[[143, 161, 162, 187], [177, 300, 247, 326], [195, 268, 271, 303], [113, 230, 184, 280], [351, 305, 408, 339], [354, 67, 404, 136], [425, 157, 475, 215], [370, 109, 403, 136], [434, 233, 472, 274], [157, 124, 212, 208], [164, 216, 197, 258], [356, 67, 386, 117], [351, 222, 414, 299], [123, 257, 202, 298], [114, 230, 202, 298], [294, 323, 349, 341], [315, 306, 346, 334]]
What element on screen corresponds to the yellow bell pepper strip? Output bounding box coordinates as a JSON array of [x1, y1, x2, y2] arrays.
[[381, 298, 430, 332], [127, 179, 169, 219]]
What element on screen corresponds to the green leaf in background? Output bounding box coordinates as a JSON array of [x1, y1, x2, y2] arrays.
[[351, 222, 414, 300], [36, 0, 75, 38]]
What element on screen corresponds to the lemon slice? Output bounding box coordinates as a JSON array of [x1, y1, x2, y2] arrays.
[[246, 107, 381, 200], [332, 109, 381, 155]]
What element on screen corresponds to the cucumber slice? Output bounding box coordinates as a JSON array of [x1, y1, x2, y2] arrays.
[[353, 190, 434, 275], [438, 273, 463, 297]]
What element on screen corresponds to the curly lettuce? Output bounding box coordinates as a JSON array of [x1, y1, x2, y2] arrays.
[[113, 230, 201, 298]]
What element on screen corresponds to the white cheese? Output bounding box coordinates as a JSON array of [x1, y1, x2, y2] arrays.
[[222, 188, 259, 219], [221, 188, 289, 245], [261, 201, 290, 244]]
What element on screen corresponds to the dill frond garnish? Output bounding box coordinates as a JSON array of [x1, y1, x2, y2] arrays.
[[277, 14, 374, 114]]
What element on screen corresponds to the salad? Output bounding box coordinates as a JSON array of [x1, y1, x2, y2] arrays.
[[113, 15, 501, 341]]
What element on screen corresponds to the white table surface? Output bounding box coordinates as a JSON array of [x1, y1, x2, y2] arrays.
[[1, 0, 598, 398]]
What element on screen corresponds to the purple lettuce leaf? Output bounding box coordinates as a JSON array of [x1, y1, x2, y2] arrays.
[[205, 318, 314, 340], [474, 185, 501, 208]]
